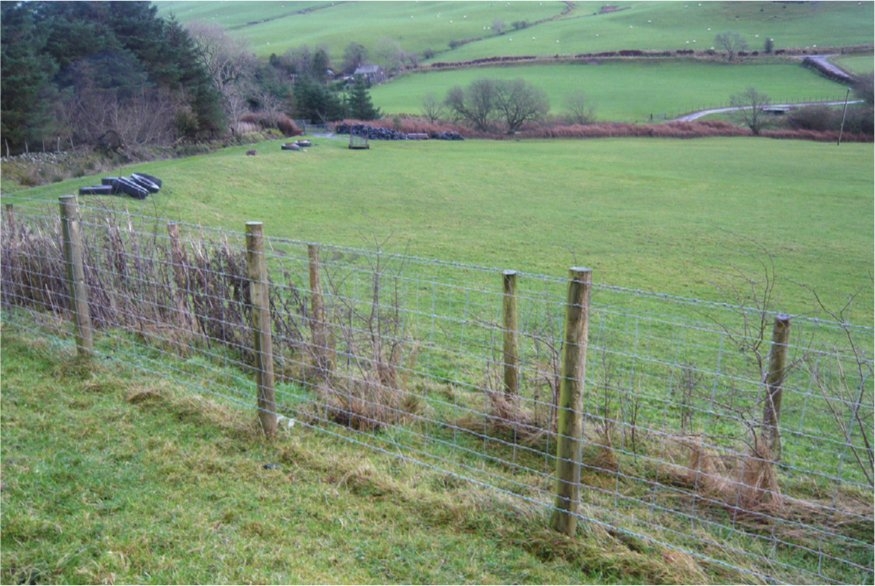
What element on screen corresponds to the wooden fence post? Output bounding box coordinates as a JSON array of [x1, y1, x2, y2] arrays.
[[502, 270, 520, 399], [308, 244, 332, 380], [550, 267, 592, 536], [59, 195, 93, 358], [4, 203, 15, 237], [762, 313, 791, 460], [245, 222, 277, 437]]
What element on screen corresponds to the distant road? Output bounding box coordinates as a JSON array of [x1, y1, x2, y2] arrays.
[[676, 54, 861, 121], [674, 100, 862, 122]]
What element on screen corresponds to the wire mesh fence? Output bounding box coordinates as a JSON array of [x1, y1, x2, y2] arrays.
[[2, 197, 872, 584]]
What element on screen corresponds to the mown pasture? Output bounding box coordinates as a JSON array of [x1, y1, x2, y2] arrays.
[[158, 0, 564, 62], [834, 53, 875, 75], [158, 1, 874, 63], [371, 60, 846, 120], [439, 1, 875, 61], [6, 136, 872, 323], [157, 0, 870, 121]]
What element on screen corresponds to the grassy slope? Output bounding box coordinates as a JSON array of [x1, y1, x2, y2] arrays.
[[833, 53, 875, 75], [5, 137, 872, 322], [371, 60, 844, 120], [156, 0, 869, 120], [0, 325, 715, 584], [441, 1, 875, 61], [158, 1, 565, 62], [157, 1, 874, 61]]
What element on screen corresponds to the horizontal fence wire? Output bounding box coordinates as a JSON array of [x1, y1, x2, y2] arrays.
[[2, 197, 872, 584]]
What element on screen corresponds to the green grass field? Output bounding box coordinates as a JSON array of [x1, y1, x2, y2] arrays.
[[156, 0, 870, 122], [438, 1, 874, 61], [834, 53, 875, 75], [158, 1, 874, 62], [5, 326, 689, 584], [158, 1, 569, 61], [372, 60, 845, 120], [5, 137, 872, 323]]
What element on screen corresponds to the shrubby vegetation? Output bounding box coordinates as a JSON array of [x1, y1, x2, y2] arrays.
[[729, 73, 873, 137], [0, 1, 384, 160], [0, 2, 224, 155], [445, 78, 549, 133]]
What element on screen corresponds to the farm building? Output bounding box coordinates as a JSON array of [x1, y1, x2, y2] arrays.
[[352, 64, 386, 85]]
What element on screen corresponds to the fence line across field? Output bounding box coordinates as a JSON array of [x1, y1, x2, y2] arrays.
[[1, 197, 872, 584]]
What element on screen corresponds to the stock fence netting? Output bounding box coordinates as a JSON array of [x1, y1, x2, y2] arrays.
[[2, 198, 872, 584]]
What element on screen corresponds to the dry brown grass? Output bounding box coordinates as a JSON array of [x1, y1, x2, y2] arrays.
[[454, 384, 556, 452], [314, 374, 422, 432], [344, 116, 874, 142], [657, 432, 872, 545], [659, 434, 784, 516], [380, 116, 469, 136], [0, 205, 318, 370]]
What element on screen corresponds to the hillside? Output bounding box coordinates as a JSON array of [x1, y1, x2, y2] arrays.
[[156, 1, 873, 121], [157, 1, 874, 62], [2, 4, 872, 583]]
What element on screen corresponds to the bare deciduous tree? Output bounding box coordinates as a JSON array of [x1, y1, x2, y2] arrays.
[[187, 21, 258, 127], [714, 31, 749, 62], [341, 42, 368, 76], [374, 37, 416, 75], [564, 90, 596, 125], [110, 88, 181, 147], [224, 85, 252, 135], [421, 93, 445, 123], [61, 84, 180, 150], [730, 87, 771, 135], [494, 79, 549, 133], [187, 22, 256, 94], [445, 78, 548, 133], [445, 79, 497, 132], [803, 286, 874, 487]]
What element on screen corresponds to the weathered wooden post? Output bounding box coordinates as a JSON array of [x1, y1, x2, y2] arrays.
[[4, 203, 15, 238], [502, 270, 520, 399], [245, 222, 277, 437], [550, 267, 592, 536], [59, 195, 93, 358], [308, 243, 332, 380], [762, 313, 791, 460]]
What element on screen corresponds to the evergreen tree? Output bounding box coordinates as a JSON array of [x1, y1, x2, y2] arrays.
[[293, 76, 345, 123], [160, 15, 225, 138], [0, 1, 225, 152], [347, 76, 381, 121], [310, 47, 331, 82], [0, 2, 59, 152]]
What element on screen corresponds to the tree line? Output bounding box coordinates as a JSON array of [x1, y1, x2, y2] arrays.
[[0, 1, 383, 157], [1, 1, 223, 156]]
